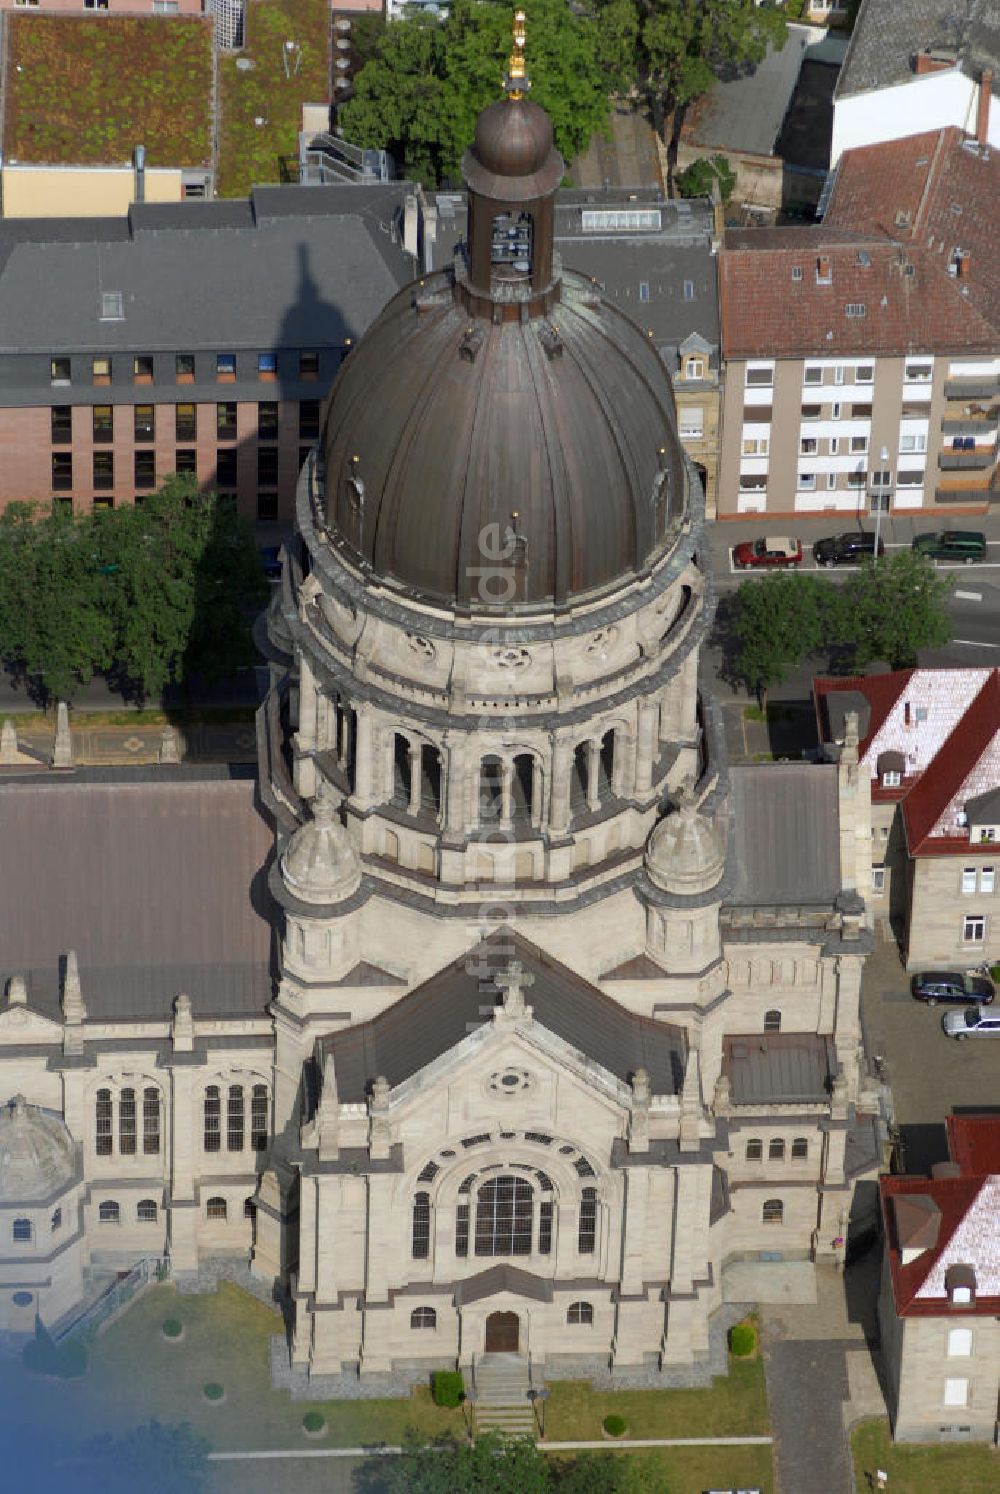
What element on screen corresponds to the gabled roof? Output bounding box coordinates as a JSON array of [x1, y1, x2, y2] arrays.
[[882, 1112, 1000, 1317], [825, 127, 1000, 334], [836, 0, 1000, 102], [719, 232, 997, 359], [320, 930, 687, 1104], [901, 671, 1000, 854], [814, 672, 914, 761]]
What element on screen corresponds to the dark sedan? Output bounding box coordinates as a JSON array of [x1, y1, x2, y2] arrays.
[[813, 532, 885, 566], [910, 970, 994, 1007]]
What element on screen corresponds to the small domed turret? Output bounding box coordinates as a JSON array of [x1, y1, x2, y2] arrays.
[[0, 1095, 75, 1203], [473, 98, 554, 179], [645, 788, 725, 897], [281, 787, 361, 906]]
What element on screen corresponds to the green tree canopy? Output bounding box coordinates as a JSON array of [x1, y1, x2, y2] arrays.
[[621, 0, 791, 112], [835, 550, 953, 669], [0, 478, 267, 704], [675, 152, 736, 201], [729, 570, 829, 704], [340, 0, 610, 185]]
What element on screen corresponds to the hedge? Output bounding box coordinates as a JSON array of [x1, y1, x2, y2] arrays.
[[603, 1413, 627, 1437], [729, 1322, 757, 1357], [431, 1369, 465, 1407]]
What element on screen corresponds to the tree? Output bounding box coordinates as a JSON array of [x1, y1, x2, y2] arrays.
[[675, 152, 736, 201], [728, 571, 830, 705], [79, 1421, 210, 1494], [340, 0, 610, 185], [372, 1432, 554, 1494], [553, 1450, 671, 1492], [594, 0, 641, 95], [639, 0, 789, 114], [836, 551, 952, 670]]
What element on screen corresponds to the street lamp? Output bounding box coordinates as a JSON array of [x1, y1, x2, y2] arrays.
[[870, 445, 891, 564], [527, 1386, 550, 1438]]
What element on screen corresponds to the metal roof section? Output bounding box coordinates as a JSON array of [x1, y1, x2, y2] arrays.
[[727, 763, 841, 907], [722, 1032, 835, 1105]]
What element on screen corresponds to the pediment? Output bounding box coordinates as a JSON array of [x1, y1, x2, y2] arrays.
[[0, 1004, 61, 1043]]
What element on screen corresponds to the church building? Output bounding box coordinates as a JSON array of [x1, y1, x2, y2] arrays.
[[0, 28, 884, 1386]]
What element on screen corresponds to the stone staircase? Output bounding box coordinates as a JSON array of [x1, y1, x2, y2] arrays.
[[473, 1352, 536, 1439]]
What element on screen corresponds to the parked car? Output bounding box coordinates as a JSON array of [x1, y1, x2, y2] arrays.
[[911, 530, 986, 564], [813, 532, 885, 566], [732, 536, 803, 569], [910, 970, 995, 1006], [258, 545, 282, 581], [942, 1006, 1000, 1039]]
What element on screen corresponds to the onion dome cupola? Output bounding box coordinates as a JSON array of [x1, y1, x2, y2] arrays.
[[280, 785, 362, 907], [318, 8, 690, 613]]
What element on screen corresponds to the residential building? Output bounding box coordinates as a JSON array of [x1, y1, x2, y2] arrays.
[[0, 0, 201, 12], [879, 1112, 1000, 1443], [0, 184, 412, 525], [815, 669, 999, 968], [1, 15, 215, 217], [0, 86, 886, 1378], [426, 190, 723, 512], [832, 0, 999, 166], [717, 127, 1000, 519]]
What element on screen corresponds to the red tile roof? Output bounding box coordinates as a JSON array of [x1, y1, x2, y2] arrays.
[[812, 671, 914, 759], [881, 1113, 1000, 1318], [901, 671, 1000, 854], [721, 126, 1000, 359], [825, 127, 1000, 336]]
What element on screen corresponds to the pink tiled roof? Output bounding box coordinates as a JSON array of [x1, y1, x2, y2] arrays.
[[902, 672, 1000, 855]]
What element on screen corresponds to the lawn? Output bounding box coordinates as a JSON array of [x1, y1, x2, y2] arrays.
[[544, 1353, 770, 1439], [218, 0, 331, 197], [4, 16, 213, 167], [852, 1416, 1000, 1493]]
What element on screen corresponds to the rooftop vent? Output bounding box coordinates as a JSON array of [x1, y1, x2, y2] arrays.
[[580, 208, 662, 233]]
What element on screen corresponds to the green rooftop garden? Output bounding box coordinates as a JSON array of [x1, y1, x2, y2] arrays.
[[218, 0, 331, 198], [4, 16, 213, 168]]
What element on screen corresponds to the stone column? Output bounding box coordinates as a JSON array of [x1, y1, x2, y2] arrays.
[[444, 734, 468, 836], [531, 757, 543, 828], [353, 704, 374, 806], [549, 738, 572, 835], [586, 740, 601, 812], [619, 1168, 649, 1297], [408, 741, 422, 815], [634, 702, 658, 795], [500, 760, 514, 826]]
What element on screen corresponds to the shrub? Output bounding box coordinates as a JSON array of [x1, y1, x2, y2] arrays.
[[729, 1322, 757, 1357], [602, 1413, 627, 1437], [202, 1382, 224, 1401], [302, 1411, 326, 1433], [989, 963, 1000, 983], [162, 1319, 183, 1338], [430, 1369, 465, 1408]]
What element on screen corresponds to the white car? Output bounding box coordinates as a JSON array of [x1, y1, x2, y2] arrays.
[[942, 1007, 1000, 1040]]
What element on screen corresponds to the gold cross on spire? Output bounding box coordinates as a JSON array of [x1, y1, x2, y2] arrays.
[[506, 8, 529, 100]]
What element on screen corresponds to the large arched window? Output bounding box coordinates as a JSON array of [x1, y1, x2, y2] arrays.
[[143, 1087, 161, 1155], [475, 1176, 533, 1257], [567, 1301, 593, 1325], [12, 1218, 32, 1243], [119, 1088, 137, 1155], [137, 1199, 158, 1223], [769, 1139, 785, 1162], [410, 1306, 436, 1330], [578, 1187, 597, 1254], [455, 1175, 473, 1259], [411, 1192, 431, 1260], [99, 1201, 120, 1225], [791, 1137, 809, 1160], [95, 1088, 113, 1156], [227, 1085, 245, 1152], [251, 1085, 269, 1151], [206, 1196, 227, 1221], [204, 1086, 221, 1152]]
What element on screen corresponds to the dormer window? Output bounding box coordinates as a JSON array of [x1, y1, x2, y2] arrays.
[[945, 1263, 976, 1306], [882, 770, 901, 788]]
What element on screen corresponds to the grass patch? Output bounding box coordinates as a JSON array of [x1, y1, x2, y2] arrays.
[[218, 0, 331, 197], [5, 16, 213, 166], [544, 1355, 769, 1441], [851, 1417, 1000, 1493]]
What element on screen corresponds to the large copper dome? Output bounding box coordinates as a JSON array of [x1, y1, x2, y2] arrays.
[[320, 272, 687, 611]]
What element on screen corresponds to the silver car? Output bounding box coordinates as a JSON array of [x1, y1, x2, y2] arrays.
[[942, 1006, 1000, 1040]]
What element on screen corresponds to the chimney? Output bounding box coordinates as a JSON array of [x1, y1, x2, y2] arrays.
[[904, 701, 912, 727], [957, 250, 971, 279], [978, 69, 993, 146]]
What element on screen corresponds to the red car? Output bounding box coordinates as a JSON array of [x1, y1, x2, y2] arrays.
[[733, 535, 804, 569]]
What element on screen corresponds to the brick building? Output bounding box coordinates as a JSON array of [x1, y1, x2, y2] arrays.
[[0, 185, 411, 525], [815, 669, 999, 968], [717, 126, 999, 520], [879, 1113, 1000, 1443]]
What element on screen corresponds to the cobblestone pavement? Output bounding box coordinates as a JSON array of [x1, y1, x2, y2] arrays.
[[760, 1255, 886, 1494]]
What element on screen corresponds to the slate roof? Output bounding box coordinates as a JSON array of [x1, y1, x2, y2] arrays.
[[836, 0, 1000, 101], [881, 1113, 1000, 1317], [726, 763, 841, 907], [680, 27, 812, 158], [319, 930, 687, 1103], [0, 773, 276, 1020], [453, 1264, 553, 1305], [824, 127, 1000, 335], [0, 184, 411, 360], [719, 233, 998, 359], [722, 1032, 835, 1104]]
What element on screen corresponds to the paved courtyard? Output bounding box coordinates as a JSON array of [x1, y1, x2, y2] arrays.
[[861, 937, 1000, 1175]]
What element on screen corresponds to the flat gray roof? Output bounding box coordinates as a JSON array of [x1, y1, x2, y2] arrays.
[[724, 1032, 834, 1104], [0, 184, 412, 357], [683, 26, 812, 158], [727, 763, 842, 907], [0, 773, 276, 1020]]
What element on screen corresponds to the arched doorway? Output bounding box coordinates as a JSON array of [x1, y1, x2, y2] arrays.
[[484, 1310, 520, 1353]]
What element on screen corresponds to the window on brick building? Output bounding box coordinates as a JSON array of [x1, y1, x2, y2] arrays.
[[93, 452, 114, 490], [134, 405, 155, 442], [299, 351, 320, 379], [93, 406, 113, 443], [257, 493, 278, 522], [217, 402, 237, 441], [176, 353, 195, 382], [299, 400, 320, 440], [175, 404, 197, 442], [258, 447, 279, 487], [51, 453, 73, 491], [175, 449, 197, 476], [51, 406, 72, 443], [50, 358, 71, 385], [258, 402, 279, 440], [215, 448, 237, 488], [135, 451, 156, 489]]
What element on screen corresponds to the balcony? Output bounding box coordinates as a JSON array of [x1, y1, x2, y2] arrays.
[[942, 415, 998, 435], [935, 486, 998, 505], [944, 378, 1000, 400], [938, 449, 996, 470]]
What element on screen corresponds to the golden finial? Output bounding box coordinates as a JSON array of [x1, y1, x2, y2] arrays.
[[506, 9, 528, 101]]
